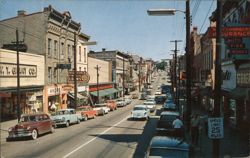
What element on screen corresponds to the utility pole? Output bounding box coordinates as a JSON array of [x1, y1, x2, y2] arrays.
[[213, 0, 222, 157], [138, 60, 141, 92], [95, 65, 101, 104], [178, 56, 181, 109], [170, 40, 182, 108], [16, 29, 21, 122], [185, 0, 191, 131], [73, 32, 78, 109], [123, 57, 125, 98]]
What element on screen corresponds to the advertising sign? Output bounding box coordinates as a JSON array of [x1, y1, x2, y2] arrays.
[[0, 63, 37, 77], [68, 71, 90, 83], [208, 117, 224, 139], [208, 26, 250, 38]]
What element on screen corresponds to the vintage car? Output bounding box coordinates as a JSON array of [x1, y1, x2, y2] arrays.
[[7, 113, 54, 140], [116, 98, 126, 107], [131, 105, 150, 120], [163, 102, 177, 112], [131, 93, 139, 99], [93, 103, 110, 115], [106, 100, 117, 111], [155, 90, 162, 95], [51, 109, 83, 127], [145, 136, 192, 158], [156, 111, 181, 136], [77, 106, 97, 120], [143, 100, 156, 113], [124, 96, 132, 105]]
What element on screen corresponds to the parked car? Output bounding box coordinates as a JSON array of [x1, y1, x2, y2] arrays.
[[124, 96, 132, 105], [7, 113, 55, 140], [77, 106, 97, 120], [156, 111, 181, 136], [131, 93, 139, 99], [155, 95, 167, 104], [139, 92, 147, 100], [155, 90, 162, 95], [51, 109, 82, 127], [143, 101, 156, 113], [93, 103, 110, 115], [147, 95, 155, 100], [145, 136, 192, 158], [116, 98, 127, 107], [106, 100, 117, 111], [130, 105, 150, 120], [163, 102, 177, 112]]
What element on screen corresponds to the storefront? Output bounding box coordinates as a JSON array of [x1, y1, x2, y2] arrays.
[[89, 83, 118, 104], [0, 49, 45, 120], [67, 84, 89, 108], [229, 63, 250, 134]]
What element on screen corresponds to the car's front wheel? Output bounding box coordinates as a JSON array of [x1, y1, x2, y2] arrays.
[[31, 129, 38, 140], [65, 121, 70, 127], [50, 126, 55, 133]]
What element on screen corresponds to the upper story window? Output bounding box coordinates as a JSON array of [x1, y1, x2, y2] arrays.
[[79, 67, 81, 71], [48, 38, 52, 56], [68, 44, 71, 58], [54, 40, 58, 58], [61, 42, 64, 59], [48, 67, 52, 83], [84, 48, 87, 63], [79, 46, 82, 62]]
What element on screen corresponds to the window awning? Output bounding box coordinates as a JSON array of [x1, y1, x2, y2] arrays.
[[90, 88, 118, 97], [229, 87, 248, 99], [68, 92, 86, 99]]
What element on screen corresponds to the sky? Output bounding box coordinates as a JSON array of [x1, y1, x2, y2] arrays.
[[0, 0, 216, 61]]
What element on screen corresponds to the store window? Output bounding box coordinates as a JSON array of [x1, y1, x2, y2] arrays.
[[68, 44, 71, 58], [61, 42, 64, 59]]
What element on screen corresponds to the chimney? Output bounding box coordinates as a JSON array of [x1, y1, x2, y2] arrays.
[[102, 48, 106, 53], [17, 10, 26, 16]]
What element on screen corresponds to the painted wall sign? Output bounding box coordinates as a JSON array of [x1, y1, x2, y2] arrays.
[[89, 84, 113, 92], [0, 63, 37, 77], [47, 87, 61, 96], [208, 26, 250, 38]]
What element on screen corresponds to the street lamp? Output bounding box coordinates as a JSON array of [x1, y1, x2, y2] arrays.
[[147, 0, 191, 130]]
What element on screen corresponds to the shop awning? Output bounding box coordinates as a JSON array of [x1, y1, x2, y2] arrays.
[[229, 87, 248, 99], [90, 88, 118, 97], [68, 93, 86, 99]]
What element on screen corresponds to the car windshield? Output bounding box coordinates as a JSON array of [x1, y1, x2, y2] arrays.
[[149, 148, 189, 158], [55, 110, 69, 115], [144, 102, 154, 105], [133, 107, 146, 111]]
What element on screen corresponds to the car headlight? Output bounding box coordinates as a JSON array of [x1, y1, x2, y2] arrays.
[[26, 126, 31, 130]]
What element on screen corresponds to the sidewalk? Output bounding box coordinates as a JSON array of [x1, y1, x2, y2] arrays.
[[190, 104, 249, 158], [0, 119, 18, 144]]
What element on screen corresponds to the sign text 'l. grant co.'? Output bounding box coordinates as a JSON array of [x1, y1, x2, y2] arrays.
[[0, 63, 37, 77]]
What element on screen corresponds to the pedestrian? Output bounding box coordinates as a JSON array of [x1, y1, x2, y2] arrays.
[[191, 114, 200, 145], [172, 116, 184, 137]]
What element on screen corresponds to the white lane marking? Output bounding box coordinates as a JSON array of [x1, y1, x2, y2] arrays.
[[63, 115, 130, 158]]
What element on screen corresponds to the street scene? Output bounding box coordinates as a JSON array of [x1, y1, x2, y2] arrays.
[[0, 0, 250, 158]]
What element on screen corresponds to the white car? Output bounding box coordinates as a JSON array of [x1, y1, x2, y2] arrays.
[[116, 98, 126, 107], [93, 103, 110, 115], [143, 101, 156, 112], [147, 95, 156, 100], [131, 105, 150, 120], [155, 90, 162, 95]]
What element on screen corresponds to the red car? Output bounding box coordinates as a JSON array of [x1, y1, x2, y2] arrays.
[[77, 106, 97, 120], [106, 100, 117, 111], [7, 113, 55, 140]]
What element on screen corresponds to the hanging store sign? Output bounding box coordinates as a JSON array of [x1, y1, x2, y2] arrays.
[[0, 63, 37, 77], [47, 87, 61, 96], [68, 71, 90, 83], [225, 37, 248, 55], [208, 26, 250, 38]]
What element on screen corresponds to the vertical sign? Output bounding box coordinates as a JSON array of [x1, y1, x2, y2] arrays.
[[208, 117, 224, 139]]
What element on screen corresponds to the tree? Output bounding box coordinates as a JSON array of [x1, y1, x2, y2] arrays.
[[156, 61, 167, 70]]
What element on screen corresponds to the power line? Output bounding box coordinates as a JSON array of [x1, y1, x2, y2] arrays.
[[199, 0, 215, 34]]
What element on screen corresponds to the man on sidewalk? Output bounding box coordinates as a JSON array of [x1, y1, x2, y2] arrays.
[[191, 114, 200, 145], [172, 116, 184, 137]]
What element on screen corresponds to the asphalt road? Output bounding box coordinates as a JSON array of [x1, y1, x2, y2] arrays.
[[1, 72, 165, 158]]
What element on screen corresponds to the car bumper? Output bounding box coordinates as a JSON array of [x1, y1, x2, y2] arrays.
[[53, 120, 67, 125], [8, 130, 32, 138]]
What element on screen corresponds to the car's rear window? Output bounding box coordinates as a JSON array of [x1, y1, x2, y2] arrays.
[[149, 148, 189, 158], [160, 115, 177, 122], [133, 107, 146, 111]]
